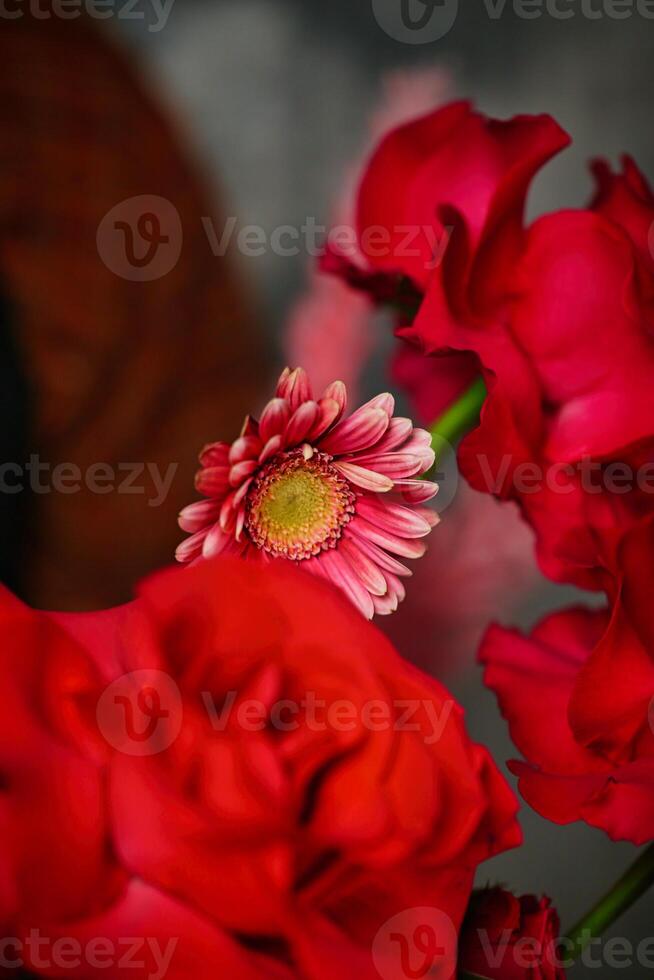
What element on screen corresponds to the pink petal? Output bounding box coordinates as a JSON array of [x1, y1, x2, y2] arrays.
[[199, 442, 230, 467], [202, 523, 229, 557], [344, 525, 412, 577], [175, 528, 209, 563], [318, 549, 375, 620], [259, 398, 291, 444], [348, 515, 427, 559], [275, 366, 291, 396], [310, 397, 343, 441], [356, 497, 433, 538], [321, 380, 347, 414], [333, 461, 393, 492], [360, 392, 395, 416], [259, 434, 284, 463], [320, 407, 390, 455], [384, 571, 406, 603], [233, 477, 254, 508], [178, 499, 221, 533], [229, 435, 261, 464], [395, 479, 439, 504], [235, 506, 246, 541], [240, 415, 259, 438], [372, 592, 399, 616], [229, 459, 259, 488], [195, 465, 230, 496], [302, 554, 332, 583], [400, 430, 436, 470], [404, 428, 433, 447], [219, 491, 238, 532], [277, 367, 313, 409], [203, 523, 245, 558], [285, 401, 320, 446], [338, 537, 388, 596], [415, 506, 440, 529], [349, 452, 424, 479], [417, 451, 436, 473], [371, 417, 413, 453]]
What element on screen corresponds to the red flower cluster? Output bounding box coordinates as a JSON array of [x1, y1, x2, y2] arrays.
[[333, 101, 654, 849], [342, 99, 654, 592], [0, 558, 520, 978], [8, 91, 654, 978]]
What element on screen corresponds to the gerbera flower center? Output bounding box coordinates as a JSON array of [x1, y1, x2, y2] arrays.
[[245, 449, 356, 560]]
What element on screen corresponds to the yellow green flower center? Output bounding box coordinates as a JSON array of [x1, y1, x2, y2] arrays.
[[245, 449, 356, 560]]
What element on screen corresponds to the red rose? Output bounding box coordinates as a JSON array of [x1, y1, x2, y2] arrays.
[[459, 888, 566, 980], [2, 558, 520, 979], [480, 518, 654, 844]]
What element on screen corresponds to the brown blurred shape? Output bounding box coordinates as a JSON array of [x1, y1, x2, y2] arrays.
[[0, 10, 267, 609]]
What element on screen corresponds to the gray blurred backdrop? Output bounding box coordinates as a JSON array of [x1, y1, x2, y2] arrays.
[[120, 2, 653, 974]]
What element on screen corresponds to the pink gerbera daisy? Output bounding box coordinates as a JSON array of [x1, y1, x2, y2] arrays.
[[177, 368, 438, 618]]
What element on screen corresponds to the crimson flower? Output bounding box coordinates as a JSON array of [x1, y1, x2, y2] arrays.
[[330, 100, 567, 437], [1, 558, 521, 978], [343, 100, 654, 590], [480, 517, 654, 844], [355, 100, 568, 294], [352, 103, 654, 588], [177, 367, 438, 618], [452, 155, 654, 589]]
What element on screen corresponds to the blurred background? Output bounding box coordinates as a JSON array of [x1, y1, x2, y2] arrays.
[[1, 1, 652, 974]]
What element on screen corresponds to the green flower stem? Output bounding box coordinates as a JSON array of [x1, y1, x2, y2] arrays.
[[565, 842, 654, 958], [429, 377, 487, 452]]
